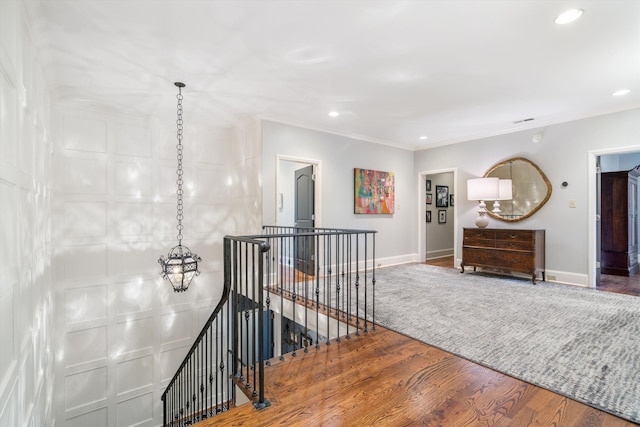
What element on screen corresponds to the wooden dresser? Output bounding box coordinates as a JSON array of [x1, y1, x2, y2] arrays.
[[461, 228, 545, 284]]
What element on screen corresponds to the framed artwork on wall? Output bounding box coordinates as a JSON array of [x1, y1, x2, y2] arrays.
[[438, 210, 447, 224], [426, 193, 432, 204], [354, 168, 395, 214], [426, 179, 432, 192], [436, 185, 449, 207], [426, 210, 432, 223], [449, 194, 454, 207]]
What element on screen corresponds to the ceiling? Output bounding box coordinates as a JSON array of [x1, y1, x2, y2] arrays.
[[26, 0, 640, 150]]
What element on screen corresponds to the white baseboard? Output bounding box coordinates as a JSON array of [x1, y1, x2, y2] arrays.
[[375, 254, 419, 269], [325, 254, 591, 289], [544, 270, 589, 287], [453, 259, 589, 288], [426, 248, 454, 260]]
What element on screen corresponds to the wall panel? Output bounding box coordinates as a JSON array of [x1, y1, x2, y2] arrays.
[[52, 79, 259, 427], [0, 3, 54, 426], [65, 367, 108, 411], [65, 326, 107, 367], [116, 392, 153, 427], [116, 355, 153, 395], [66, 407, 108, 427], [115, 122, 151, 158], [64, 285, 108, 325]]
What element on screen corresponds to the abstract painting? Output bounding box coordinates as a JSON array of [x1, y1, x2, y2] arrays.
[[354, 168, 395, 214]]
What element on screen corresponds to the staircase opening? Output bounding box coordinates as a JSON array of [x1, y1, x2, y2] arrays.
[[161, 226, 377, 426]]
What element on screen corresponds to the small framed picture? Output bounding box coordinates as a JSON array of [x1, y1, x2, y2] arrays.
[[426, 179, 432, 192], [301, 334, 312, 348], [426, 193, 433, 204], [449, 194, 454, 207], [426, 210, 432, 223], [438, 210, 447, 224], [436, 185, 449, 207]]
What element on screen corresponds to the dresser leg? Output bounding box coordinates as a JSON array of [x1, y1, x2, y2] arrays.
[[532, 273, 537, 285], [460, 262, 465, 273]]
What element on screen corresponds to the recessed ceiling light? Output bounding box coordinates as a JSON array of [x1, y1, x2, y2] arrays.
[[612, 89, 631, 97], [555, 9, 583, 24], [419, 136, 428, 140], [328, 111, 340, 117]]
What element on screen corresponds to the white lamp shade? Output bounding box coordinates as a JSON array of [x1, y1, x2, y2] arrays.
[[498, 179, 513, 200], [467, 177, 499, 201]]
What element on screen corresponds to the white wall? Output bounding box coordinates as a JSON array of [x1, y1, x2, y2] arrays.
[[415, 108, 640, 284], [0, 0, 56, 426], [52, 103, 261, 427], [262, 120, 416, 265]]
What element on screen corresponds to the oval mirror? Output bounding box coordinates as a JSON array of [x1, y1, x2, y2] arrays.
[[484, 157, 552, 222]]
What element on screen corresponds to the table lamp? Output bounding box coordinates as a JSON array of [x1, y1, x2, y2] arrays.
[[467, 177, 499, 228]]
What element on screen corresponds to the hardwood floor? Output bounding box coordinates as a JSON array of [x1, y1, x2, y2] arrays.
[[425, 255, 456, 269], [195, 257, 638, 426], [202, 325, 634, 426], [598, 273, 640, 296]]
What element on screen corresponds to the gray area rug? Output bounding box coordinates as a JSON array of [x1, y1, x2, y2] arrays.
[[371, 263, 640, 424]]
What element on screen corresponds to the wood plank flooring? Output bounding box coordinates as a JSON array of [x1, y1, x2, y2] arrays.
[[202, 325, 634, 426], [195, 257, 638, 426]]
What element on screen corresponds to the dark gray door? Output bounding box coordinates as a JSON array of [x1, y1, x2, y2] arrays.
[[294, 165, 315, 275]]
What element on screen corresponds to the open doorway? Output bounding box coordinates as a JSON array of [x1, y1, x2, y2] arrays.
[[591, 150, 640, 296], [418, 168, 457, 268]]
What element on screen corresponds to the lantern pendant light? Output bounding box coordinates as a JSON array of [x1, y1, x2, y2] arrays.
[[158, 82, 201, 292]]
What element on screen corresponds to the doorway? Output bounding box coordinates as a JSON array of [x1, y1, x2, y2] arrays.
[[592, 150, 640, 295], [589, 148, 640, 289], [276, 156, 321, 277], [418, 168, 457, 267], [276, 156, 321, 227]]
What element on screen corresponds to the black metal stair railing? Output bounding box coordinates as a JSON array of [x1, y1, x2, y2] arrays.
[[161, 236, 271, 426], [258, 226, 377, 355], [161, 227, 376, 426]]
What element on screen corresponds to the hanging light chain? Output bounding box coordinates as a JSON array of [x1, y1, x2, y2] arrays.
[[175, 84, 184, 245], [158, 81, 201, 293]]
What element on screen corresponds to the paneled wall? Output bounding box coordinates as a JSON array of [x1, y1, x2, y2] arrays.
[[0, 0, 55, 426], [52, 106, 261, 427]]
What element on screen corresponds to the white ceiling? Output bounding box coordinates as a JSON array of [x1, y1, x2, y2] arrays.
[[26, 0, 640, 150]]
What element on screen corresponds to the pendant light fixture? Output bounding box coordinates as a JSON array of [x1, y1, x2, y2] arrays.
[[158, 82, 201, 292]]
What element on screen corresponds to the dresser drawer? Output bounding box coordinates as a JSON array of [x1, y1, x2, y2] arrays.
[[464, 229, 496, 240], [491, 250, 535, 270], [464, 248, 534, 270], [495, 230, 535, 241], [463, 247, 496, 265], [495, 239, 534, 251], [463, 236, 495, 247]]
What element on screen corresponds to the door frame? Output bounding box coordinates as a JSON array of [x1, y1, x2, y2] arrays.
[[276, 155, 322, 227], [417, 168, 457, 265], [588, 146, 640, 288]]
